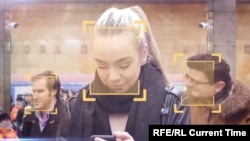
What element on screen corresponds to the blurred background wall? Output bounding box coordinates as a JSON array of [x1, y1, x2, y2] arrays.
[[10, 3, 207, 77], [236, 4, 250, 86], [9, 2, 250, 86]]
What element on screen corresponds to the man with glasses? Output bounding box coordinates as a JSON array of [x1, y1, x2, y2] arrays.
[[183, 53, 250, 124]]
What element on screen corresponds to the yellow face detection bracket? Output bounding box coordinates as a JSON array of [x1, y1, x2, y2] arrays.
[[133, 89, 147, 102], [172, 53, 223, 114], [211, 104, 221, 113], [82, 20, 147, 41], [82, 88, 147, 102], [24, 107, 58, 115], [89, 80, 140, 95], [83, 80, 147, 102], [174, 104, 184, 113]]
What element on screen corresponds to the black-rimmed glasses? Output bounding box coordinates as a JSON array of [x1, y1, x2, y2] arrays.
[[184, 73, 211, 86]]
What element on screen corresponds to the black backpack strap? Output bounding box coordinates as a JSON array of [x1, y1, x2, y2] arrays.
[[160, 84, 184, 124], [66, 84, 90, 120], [165, 84, 183, 99]]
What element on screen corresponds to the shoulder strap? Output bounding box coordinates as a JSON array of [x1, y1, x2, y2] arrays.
[[164, 84, 183, 99], [160, 84, 183, 124], [66, 96, 77, 120], [66, 85, 90, 119]]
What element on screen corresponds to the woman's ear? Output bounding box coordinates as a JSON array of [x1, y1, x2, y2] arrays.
[[140, 44, 149, 65]]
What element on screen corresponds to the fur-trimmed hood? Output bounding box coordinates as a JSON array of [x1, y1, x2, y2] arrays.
[[190, 80, 250, 124], [219, 80, 250, 123]]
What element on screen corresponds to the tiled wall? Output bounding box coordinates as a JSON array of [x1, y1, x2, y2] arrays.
[[10, 3, 250, 86], [236, 4, 250, 86]]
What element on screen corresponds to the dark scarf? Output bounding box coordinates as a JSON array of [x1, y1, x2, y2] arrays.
[[92, 70, 138, 113], [68, 64, 167, 141]]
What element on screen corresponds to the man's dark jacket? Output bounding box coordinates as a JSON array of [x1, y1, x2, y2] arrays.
[[21, 100, 69, 140]]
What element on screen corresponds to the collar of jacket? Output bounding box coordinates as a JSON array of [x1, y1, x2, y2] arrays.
[[25, 100, 61, 124]]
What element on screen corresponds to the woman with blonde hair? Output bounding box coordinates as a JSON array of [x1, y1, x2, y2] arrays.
[[68, 5, 190, 141]]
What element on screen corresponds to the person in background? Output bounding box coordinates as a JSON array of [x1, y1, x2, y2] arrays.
[[184, 53, 250, 124], [15, 106, 25, 137], [10, 97, 24, 122], [21, 70, 69, 140], [0, 113, 19, 140], [24, 93, 34, 109], [11, 94, 33, 138]]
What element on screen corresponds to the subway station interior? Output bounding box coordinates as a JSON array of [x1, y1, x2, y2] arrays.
[[0, 0, 250, 112]]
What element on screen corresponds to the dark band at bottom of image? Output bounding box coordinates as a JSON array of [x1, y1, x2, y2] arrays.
[[149, 125, 250, 139]]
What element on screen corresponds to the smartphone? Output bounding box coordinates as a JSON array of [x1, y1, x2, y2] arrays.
[[90, 135, 116, 141]]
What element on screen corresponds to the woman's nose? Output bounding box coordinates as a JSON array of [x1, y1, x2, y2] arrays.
[[108, 69, 121, 82]]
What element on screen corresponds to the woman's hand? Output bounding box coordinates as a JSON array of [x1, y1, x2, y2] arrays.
[[94, 131, 134, 141], [94, 137, 107, 141], [113, 131, 134, 141]]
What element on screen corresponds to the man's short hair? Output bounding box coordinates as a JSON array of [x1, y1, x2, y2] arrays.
[[24, 93, 32, 96], [31, 70, 61, 100], [187, 53, 232, 92], [16, 96, 24, 102]]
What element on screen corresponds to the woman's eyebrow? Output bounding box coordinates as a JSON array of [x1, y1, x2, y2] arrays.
[[116, 57, 132, 63], [94, 58, 106, 63], [95, 57, 132, 63]]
